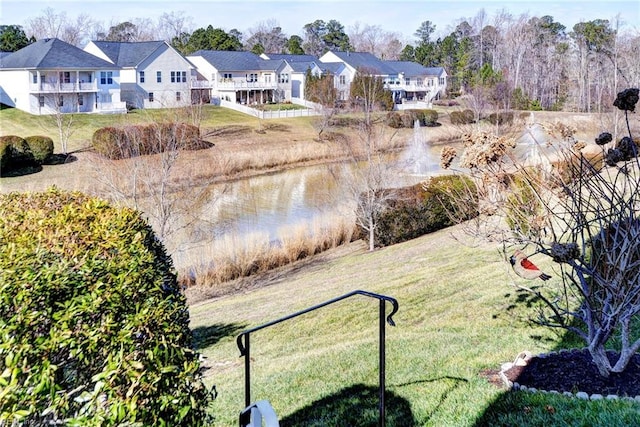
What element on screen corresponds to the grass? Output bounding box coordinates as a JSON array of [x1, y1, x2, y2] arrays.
[[188, 225, 640, 426], [0, 105, 265, 153], [4, 104, 638, 425]]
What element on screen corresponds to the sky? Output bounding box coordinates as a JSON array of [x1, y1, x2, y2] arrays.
[[1, 0, 639, 42]]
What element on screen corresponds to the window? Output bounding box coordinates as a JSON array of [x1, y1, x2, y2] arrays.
[[60, 72, 70, 83], [100, 71, 113, 85], [139, 71, 145, 83], [78, 95, 83, 106], [32, 74, 37, 84], [149, 92, 154, 102], [223, 73, 232, 79], [58, 96, 64, 107], [170, 71, 187, 83], [156, 71, 162, 83], [439, 77, 445, 85], [39, 96, 44, 107], [176, 91, 181, 101], [406, 78, 411, 85], [246, 73, 257, 82], [279, 73, 289, 83], [339, 75, 346, 85]]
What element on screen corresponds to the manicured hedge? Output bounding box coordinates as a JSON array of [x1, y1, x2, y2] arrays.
[[0, 188, 212, 426], [24, 135, 54, 164], [0, 135, 34, 170], [385, 109, 439, 128], [374, 175, 478, 247], [92, 122, 202, 160], [486, 111, 514, 125], [450, 109, 475, 125]]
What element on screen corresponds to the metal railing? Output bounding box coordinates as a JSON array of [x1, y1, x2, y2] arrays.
[[236, 290, 399, 427]]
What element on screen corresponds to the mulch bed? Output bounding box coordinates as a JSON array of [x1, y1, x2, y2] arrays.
[[494, 348, 640, 397]]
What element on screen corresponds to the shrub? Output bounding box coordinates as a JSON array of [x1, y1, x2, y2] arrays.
[[92, 123, 202, 160], [385, 111, 403, 128], [0, 135, 34, 170], [385, 110, 439, 129], [0, 188, 213, 426], [25, 135, 54, 164], [375, 175, 478, 247], [92, 126, 129, 159], [487, 112, 514, 126], [450, 109, 475, 125]]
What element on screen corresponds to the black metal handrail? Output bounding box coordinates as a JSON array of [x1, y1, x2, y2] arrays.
[[236, 290, 399, 427]]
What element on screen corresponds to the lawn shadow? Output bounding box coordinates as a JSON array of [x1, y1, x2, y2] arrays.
[[0, 163, 43, 177], [192, 322, 247, 351], [393, 376, 469, 425], [279, 383, 415, 427]]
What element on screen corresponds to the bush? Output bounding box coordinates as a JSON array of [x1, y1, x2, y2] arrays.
[[92, 123, 202, 160], [0, 135, 34, 170], [385, 110, 439, 129], [375, 175, 478, 247], [0, 188, 213, 426], [450, 109, 475, 125], [24, 135, 54, 164], [385, 111, 404, 128], [92, 126, 129, 159], [487, 112, 514, 126]]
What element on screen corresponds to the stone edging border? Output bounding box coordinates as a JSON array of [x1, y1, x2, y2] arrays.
[[499, 349, 640, 403]]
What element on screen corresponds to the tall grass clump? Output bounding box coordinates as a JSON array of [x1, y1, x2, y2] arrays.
[[178, 216, 356, 290]]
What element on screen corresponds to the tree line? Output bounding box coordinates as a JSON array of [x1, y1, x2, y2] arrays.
[[1, 7, 638, 112]]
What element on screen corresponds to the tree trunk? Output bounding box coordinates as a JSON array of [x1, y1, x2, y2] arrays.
[[588, 344, 613, 377], [368, 219, 375, 252]]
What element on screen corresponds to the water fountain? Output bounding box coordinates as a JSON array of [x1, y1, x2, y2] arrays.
[[516, 112, 551, 171], [399, 120, 439, 176]]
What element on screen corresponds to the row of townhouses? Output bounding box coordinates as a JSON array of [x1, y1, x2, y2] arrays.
[[0, 38, 447, 116]]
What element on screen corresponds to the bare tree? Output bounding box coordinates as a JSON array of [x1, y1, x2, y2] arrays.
[[25, 7, 96, 46], [244, 19, 288, 54], [38, 72, 77, 156], [333, 70, 398, 251], [156, 11, 194, 43], [91, 109, 218, 247], [348, 22, 405, 60], [443, 88, 640, 377]]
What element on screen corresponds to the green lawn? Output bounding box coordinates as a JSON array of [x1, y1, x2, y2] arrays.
[[189, 227, 640, 426], [0, 105, 263, 153]]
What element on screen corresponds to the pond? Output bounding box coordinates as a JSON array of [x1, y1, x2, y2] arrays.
[[169, 126, 461, 270]]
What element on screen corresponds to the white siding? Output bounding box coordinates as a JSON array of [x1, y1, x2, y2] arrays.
[[0, 70, 31, 112]]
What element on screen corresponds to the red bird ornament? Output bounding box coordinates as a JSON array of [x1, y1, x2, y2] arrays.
[[510, 249, 551, 281]]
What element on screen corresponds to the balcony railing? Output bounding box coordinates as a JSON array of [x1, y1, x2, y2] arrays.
[[384, 82, 442, 92], [190, 80, 214, 89], [216, 79, 278, 90], [30, 82, 98, 93]]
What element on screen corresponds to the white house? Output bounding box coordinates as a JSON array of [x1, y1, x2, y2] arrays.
[[187, 50, 284, 105], [0, 38, 125, 115], [319, 51, 447, 105], [85, 40, 195, 110]]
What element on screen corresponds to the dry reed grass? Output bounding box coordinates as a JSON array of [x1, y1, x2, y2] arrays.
[[176, 215, 356, 293]]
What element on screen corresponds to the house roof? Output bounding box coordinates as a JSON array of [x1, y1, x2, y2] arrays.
[[191, 50, 269, 71], [89, 40, 168, 67], [287, 60, 320, 73], [0, 38, 116, 70], [317, 61, 344, 75], [322, 51, 396, 75], [385, 61, 445, 77], [263, 53, 318, 62]]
